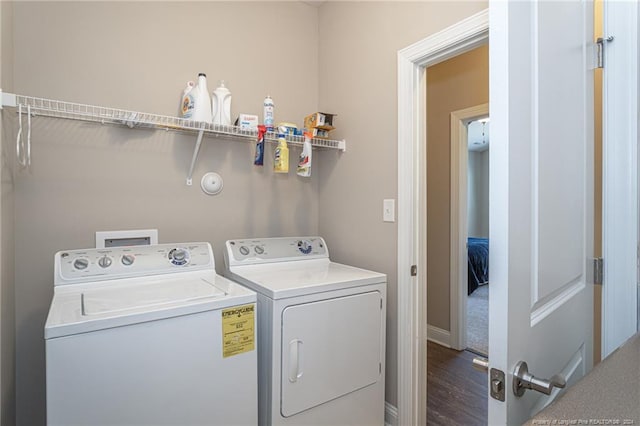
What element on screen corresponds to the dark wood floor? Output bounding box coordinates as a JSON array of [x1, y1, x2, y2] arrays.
[[427, 341, 488, 426]]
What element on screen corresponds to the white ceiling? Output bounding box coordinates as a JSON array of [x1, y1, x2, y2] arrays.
[[468, 118, 490, 152]]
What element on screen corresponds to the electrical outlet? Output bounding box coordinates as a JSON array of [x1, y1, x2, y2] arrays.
[[383, 199, 395, 222]]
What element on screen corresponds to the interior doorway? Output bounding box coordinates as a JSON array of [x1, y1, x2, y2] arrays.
[[425, 45, 489, 425], [464, 117, 489, 356], [448, 103, 490, 356]]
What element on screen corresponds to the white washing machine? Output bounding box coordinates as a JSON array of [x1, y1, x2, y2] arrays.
[[224, 237, 386, 426], [45, 242, 257, 426]]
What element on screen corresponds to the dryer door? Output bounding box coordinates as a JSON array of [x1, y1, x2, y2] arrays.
[[280, 291, 383, 417]]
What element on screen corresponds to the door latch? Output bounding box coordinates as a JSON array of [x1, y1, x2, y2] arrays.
[[472, 357, 505, 402], [490, 368, 505, 401], [512, 361, 566, 397]]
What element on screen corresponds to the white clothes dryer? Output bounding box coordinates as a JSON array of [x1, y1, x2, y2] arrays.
[[224, 237, 386, 426], [45, 242, 257, 426]]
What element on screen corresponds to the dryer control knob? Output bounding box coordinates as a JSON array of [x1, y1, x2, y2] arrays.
[[73, 258, 89, 270], [168, 248, 190, 266], [239, 246, 250, 256], [121, 254, 135, 266], [254, 245, 264, 255], [98, 256, 112, 268]]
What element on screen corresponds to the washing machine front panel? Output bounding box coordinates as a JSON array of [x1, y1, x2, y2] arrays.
[[280, 291, 383, 417], [46, 306, 257, 426]]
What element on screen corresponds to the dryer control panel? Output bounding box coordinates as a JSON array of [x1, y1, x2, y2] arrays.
[[224, 237, 328, 266], [55, 242, 214, 286]]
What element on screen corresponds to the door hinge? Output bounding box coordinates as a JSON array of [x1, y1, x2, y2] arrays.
[[594, 257, 604, 285], [410, 265, 417, 276], [596, 36, 614, 69]]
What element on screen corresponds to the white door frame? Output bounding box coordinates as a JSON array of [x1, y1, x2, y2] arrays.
[[601, 0, 639, 358], [396, 9, 488, 425], [450, 104, 489, 351]]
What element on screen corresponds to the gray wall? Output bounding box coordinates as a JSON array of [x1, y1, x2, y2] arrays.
[[1, 1, 16, 424], [468, 149, 489, 238], [317, 1, 487, 407], [11, 2, 319, 424]]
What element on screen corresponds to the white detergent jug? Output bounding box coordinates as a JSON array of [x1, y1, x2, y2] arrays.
[[191, 73, 212, 123], [179, 81, 195, 118], [212, 80, 232, 126]]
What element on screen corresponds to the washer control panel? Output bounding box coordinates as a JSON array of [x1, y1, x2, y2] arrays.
[[225, 237, 328, 266], [55, 242, 213, 285]]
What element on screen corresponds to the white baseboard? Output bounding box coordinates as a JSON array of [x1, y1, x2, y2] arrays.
[[427, 324, 451, 348], [384, 401, 398, 426]]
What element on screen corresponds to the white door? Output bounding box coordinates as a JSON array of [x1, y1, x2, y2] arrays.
[[488, 1, 594, 424]]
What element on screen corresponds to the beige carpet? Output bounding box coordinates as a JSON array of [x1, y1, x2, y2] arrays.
[[466, 284, 488, 356]]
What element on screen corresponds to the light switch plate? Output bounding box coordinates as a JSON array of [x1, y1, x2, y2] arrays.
[[383, 199, 395, 222]]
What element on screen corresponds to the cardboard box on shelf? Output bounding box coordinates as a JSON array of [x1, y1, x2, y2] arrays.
[[234, 114, 259, 130], [309, 128, 331, 139], [304, 112, 336, 132]]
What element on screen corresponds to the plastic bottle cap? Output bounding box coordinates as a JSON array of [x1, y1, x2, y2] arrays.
[[199, 73, 207, 77]]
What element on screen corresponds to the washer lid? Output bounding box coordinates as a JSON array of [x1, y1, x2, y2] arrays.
[[82, 276, 225, 316], [226, 259, 386, 299], [45, 272, 255, 339]]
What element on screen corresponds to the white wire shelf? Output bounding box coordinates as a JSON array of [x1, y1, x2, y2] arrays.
[[1, 91, 346, 185], [1, 93, 346, 151]]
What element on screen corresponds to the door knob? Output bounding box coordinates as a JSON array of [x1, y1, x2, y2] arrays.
[[512, 361, 566, 397]]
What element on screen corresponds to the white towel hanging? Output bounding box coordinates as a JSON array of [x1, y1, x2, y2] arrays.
[[16, 103, 32, 168], [16, 104, 25, 167]]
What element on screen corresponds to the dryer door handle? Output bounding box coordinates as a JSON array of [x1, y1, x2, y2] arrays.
[[288, 339, 304, 383]]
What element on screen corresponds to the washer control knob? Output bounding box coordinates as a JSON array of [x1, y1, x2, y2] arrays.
[[73, 258, 89, 270], [168, 248, 190, 266], [297, 240, 313, 255], [239, 246, 250, 256], [98, 256, 112, 268], [254, 246, 264, 255], [121, 254, 135, 266]]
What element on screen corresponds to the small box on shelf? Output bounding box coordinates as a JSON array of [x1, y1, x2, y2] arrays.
[[234, 114, 259, 130], [304, 112, 336, 139]]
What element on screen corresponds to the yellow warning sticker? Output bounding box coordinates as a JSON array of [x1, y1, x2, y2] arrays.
[[222, 304, 255, 358]]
